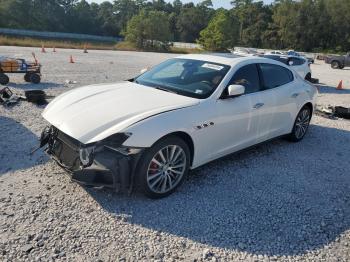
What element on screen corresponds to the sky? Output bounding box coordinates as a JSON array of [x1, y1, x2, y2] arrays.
[[88, 0, 274, 9]]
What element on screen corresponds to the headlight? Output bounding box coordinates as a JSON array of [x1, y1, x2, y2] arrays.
[[104, 146, 143, 156], [96, 133, 142, 156], [98, 133, 132, 148], [79, 146, 95, 167]]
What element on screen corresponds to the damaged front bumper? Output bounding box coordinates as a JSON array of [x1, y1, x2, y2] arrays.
[[40, 126, 144, 194]]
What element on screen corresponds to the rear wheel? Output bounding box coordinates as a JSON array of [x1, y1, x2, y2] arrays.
[[136, 136, 190, 198], [331, 61, 340, 69], [30, 73, 41, 84], [0, 73, 9, 85], [305, 73, 312, 82], [287, 106, 311, 142]]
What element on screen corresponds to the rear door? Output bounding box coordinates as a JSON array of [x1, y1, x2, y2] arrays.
[[257, 63, 298, 139]]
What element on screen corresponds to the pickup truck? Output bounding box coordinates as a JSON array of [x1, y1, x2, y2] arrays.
[[325, 52, 350, 69]]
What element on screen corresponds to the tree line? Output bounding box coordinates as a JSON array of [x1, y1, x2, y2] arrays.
[[0, 0, 349, 52]]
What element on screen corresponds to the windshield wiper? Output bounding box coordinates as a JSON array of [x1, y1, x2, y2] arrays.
[[154, 86, 178, 94]]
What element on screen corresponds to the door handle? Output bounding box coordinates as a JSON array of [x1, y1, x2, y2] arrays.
[[253, 103, 264, 109], [291, 93, 300, 98]]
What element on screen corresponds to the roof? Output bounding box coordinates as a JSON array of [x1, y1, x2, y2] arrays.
[[176, 53, 280, 67]]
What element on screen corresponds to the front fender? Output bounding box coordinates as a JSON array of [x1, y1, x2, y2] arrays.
[[122, 107, 197, 148], [122, 101, 218, 169]]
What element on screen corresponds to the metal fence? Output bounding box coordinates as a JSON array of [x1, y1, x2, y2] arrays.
[[0, 28, 123, 42], [172, 42, 201, 49]]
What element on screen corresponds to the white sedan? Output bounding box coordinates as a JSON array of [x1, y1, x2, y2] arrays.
[[40, 54, 317, 198], [261, 54, 312, 81]]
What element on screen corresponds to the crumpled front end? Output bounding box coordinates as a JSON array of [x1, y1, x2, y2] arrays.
[[41, 126, 144, 193]]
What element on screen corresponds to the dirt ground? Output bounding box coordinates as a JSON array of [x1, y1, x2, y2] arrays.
[[0, 46, 350, 261]]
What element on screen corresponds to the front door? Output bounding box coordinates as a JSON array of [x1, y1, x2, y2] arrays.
[[209, 63, 266, 159]]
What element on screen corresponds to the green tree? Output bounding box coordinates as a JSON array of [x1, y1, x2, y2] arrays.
[[198, 10, 239, 51], [325, 0, 350, 52], [176, 3, 213, 42], [231, 0, 271, 48], [125, 9, 172, 50], [114, 0, 144, 33]]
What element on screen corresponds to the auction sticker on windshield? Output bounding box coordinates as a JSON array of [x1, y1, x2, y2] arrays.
[[202, 63, 224, 71]]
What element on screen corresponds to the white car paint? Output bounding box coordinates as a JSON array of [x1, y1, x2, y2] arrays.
[[42, 82, 199, 143], [43, 54, 317, 169]]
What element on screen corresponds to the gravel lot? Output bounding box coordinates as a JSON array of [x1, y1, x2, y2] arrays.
[[1, 46, 350, 261]]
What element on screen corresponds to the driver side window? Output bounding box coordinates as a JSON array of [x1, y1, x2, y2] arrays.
[[152, 61, 185, 79], [228, 64, 261, 94]]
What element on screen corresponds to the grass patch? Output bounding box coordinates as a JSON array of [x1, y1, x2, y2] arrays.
[[0, 35, 116, 50], [115, 41, 139, 51], [0, 36, 204, 54], [169, 46, 204, 54], [115, 41, 203, 54]]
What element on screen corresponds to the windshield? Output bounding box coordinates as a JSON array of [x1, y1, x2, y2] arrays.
[[134, 58, 230, 99]]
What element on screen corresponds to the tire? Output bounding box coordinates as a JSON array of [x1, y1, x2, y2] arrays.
[[30, 73, 41, 84], [287, 106, 311, 142], [136, 136, 191, 198], [24, 73, 32, 82], [305, 73, 312, 82], [331, 61, 340, 69], [339, 65, 344, 69], [0, 73, 9, 85]]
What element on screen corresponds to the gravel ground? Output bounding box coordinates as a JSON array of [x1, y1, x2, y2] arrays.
[[1, 46, 350, 261]]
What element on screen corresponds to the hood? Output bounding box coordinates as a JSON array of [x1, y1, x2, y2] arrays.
[[42, 81, 199, 144]]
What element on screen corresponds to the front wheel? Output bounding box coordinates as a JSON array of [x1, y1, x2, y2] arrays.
[[136, 136, 190, 198], [0, 73, 9, 85], [287, 106, 311, 142]]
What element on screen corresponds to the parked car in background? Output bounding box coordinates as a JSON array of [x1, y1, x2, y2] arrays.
[[40, 54, 317, 198], [231, 47, 258, 56], [265, 50, 285, 55], [261, 55, 312, 81], [287, 50, 301, 57], [303, 54, 315, 64], [325, 52, 350, 69]]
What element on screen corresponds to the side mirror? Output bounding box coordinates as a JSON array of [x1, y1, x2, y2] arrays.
[[225, 84, 245, 98], [140, 68, 149, 74]]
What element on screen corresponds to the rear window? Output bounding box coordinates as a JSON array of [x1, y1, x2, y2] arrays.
[[259, 63, 294, 89], [289, 57, 305, 66], [263, 55, 288, 65]]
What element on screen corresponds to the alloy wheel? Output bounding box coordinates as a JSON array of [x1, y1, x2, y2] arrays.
[[147, 145, 186, 194], [294, 108, 310, 139]]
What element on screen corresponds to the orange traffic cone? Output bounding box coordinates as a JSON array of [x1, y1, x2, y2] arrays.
[[53, 46, 56, 52], [69, 55, 75, 63], [83, 44, 88, 53], [41, 44, 46, 53], [337, 80, 343, 90]]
